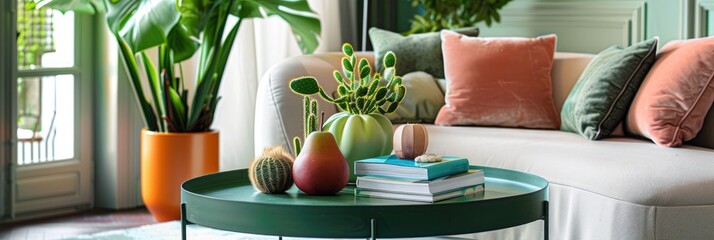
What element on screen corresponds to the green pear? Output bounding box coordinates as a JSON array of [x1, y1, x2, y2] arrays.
[[292, 131, 349, 195]]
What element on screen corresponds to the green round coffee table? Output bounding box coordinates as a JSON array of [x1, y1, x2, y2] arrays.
[[180, 166, 549, 240]]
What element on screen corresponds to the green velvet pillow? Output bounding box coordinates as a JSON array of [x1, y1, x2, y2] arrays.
[[560, 38, 658, 140], [369, 27, 479, 79], [385, 71, 445, 123]]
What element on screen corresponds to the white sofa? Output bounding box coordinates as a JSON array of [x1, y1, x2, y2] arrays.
[[254, 52, 714, 240]]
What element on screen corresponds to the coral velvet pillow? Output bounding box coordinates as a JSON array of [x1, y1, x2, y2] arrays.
[[435, 31, 560, 129], [626, 37, 714, 147]]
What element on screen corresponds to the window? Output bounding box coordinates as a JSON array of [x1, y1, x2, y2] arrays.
[[16, 1, 76, 165]]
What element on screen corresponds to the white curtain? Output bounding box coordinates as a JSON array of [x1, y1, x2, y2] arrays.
[[213, 0, 343, 170]]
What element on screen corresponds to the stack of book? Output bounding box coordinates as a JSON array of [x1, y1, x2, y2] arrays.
[[354, 155, 484, 203]]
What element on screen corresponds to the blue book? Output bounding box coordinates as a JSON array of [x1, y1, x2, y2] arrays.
[[354, 155, 469, 180]]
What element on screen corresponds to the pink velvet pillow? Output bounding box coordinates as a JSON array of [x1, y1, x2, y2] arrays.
[[435, 31, 560, 129], [626, 37, 714, 147]]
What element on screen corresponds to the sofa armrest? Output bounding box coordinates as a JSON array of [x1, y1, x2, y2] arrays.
[[254, 52, 375, 155]]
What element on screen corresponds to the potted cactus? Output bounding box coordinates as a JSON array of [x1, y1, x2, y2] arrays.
[[37, 0, 320, 221], [290, 43, 406, 181]]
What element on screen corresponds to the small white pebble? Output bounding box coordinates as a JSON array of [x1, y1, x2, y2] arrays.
[[415, 153, 443, 163]]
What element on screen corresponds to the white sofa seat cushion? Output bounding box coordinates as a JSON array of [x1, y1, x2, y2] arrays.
[[424, 125, 714, 206]]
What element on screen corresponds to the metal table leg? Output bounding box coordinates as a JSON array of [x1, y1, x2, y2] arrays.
[[182, 203, 189, 240], [370, 218, 377, 240], [543, 201, 549, 240]]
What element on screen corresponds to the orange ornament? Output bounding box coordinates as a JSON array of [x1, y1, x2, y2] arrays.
[[393, 124, 429, 159]]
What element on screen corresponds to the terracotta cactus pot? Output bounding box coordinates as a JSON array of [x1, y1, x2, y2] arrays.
[[393, 124, 429, 159]]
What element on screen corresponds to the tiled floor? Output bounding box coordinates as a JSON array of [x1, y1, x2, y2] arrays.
[[0, 208, 156, 240]]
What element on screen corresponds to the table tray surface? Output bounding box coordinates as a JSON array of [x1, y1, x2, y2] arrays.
[[181, 166, 548, 238]]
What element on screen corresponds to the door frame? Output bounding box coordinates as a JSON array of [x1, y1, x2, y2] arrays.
[[0, 0, 19, 221], [1, 3, 95, 220]]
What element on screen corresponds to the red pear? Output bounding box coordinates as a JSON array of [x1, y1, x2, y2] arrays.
[[293, 131, 349, 195]]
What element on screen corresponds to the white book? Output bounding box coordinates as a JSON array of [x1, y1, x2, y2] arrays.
[[355, 185, 485, 203], [356, 169, 484, 195]]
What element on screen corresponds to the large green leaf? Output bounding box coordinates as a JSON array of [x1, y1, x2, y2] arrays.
[[167, 21, 200, 63], [176, 0, 217, 38], [105, 0, 181, 53], [232, 0, 321, 54], [34, 0, 104, 14], [233, 0, 262, 18]]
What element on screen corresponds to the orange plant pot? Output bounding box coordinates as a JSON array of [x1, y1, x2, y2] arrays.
[[141, 129, 219, 222]]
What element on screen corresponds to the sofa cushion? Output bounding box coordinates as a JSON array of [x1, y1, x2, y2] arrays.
[[560, 38, 658, 140], [626, 37, 714, 147], [385, 71, 445, 123], [369, 27, 479, 79], [424, 125, 714, 206], [436, 31, 560, 129]]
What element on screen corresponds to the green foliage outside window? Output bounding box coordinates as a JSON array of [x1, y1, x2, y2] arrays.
[[17, 0, 54, 131], [18, 0, 55, 68], [407, 0, 513, 34]]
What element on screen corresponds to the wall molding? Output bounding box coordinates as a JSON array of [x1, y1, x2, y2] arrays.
[[681, 0, 694, 39], [495, 1, 646, 47], [695, 0, 714, 37]]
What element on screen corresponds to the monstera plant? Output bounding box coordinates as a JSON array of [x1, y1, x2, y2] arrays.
[[290, 43, 406, 181], [36, 0, 320, 221], [36, 0, 320, 132]]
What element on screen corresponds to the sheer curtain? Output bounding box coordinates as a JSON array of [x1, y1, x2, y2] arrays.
[[213, 0, 343, 170]]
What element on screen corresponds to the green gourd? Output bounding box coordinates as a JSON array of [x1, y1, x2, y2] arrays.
[[249, 146, 295, 194]]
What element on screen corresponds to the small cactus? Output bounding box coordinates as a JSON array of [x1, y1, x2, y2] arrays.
[[289, 43, 406, 115], [293, 96, 320, 155], [248, 146, 295, 194]]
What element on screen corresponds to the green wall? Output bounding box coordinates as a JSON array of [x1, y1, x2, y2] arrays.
[[470, 0, 708, 53], [359, 0, 421, 51]]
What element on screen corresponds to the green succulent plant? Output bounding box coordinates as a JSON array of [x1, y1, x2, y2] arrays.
[[290, 43, 406, 115], [408, 0, 513, 34], [290, 43, 404, 180]]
